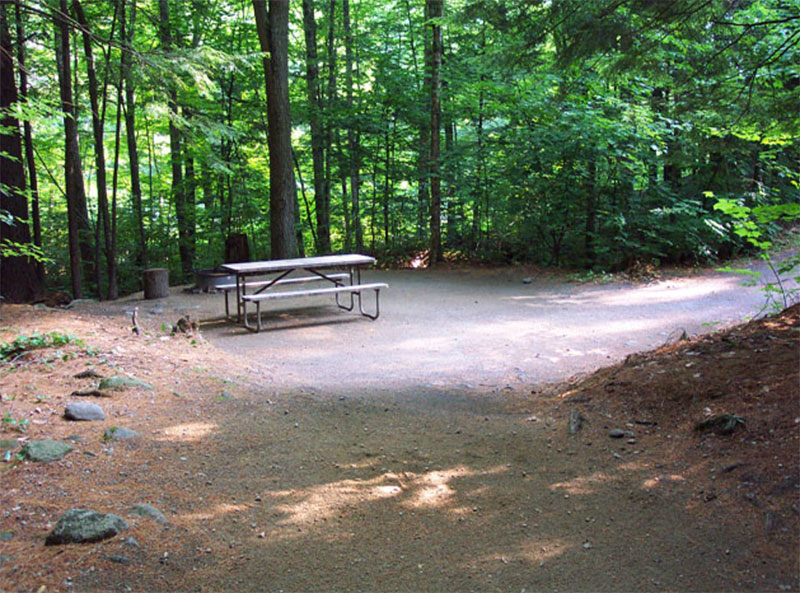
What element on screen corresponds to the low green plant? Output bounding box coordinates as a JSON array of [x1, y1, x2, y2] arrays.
[[1, 412, 30, 433], [0, 331, 86, 363], [713, 196, 800, 313]]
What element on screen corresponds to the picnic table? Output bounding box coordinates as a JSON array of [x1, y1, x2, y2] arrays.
[[220, 254, 387, 332]]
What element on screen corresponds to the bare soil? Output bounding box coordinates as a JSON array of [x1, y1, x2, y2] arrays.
[[0, 265, 798, 593]]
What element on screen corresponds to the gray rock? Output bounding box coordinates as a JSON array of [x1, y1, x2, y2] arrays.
[[568, 409, 585, 435], [106, 554, 131, 564], [608, 429, 625, 438], [121, 536, 141, 548], [522, 277, 533, 284], [695, 414, 743, 436], [20, 440, 73, 463], [99, 376, 154, 391], [104, 427, 140, 441], [45, 509, 128, 545], [129, 503, 167, 525], [64, 402, 105, 421]]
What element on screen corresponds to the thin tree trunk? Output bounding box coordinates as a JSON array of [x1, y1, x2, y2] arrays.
[[55, 0, 92, 298], [158, 0, 194, 280], [323, 0, 337, 249], [73, 0, 114, 299], [428, 0, 443, 266], [0, 2, 43, 302], [14, 0, 45, 288], [383, 106, 393, 247], [343, 0, 362, 252], [253, 0, 298, 259], [121, 0, 146, 269], [303, 0, 330, 254], [584, 159, 597, 267], [417, 0, 432, 241]]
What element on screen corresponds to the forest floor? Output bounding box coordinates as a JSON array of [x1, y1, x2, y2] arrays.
[[0, 262, 798, 592]]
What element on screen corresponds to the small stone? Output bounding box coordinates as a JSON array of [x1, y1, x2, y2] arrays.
[[104, 427, 140, 441], [74, 369, 104, 379], [129, 503, 167, 525], [695, 414, 743, 436], [608, 429, 625, 439], [522, 277, 533, 284], [98, 376, 154, 391], [20, 440, 73, 463], [106, 554, 131, 564], [64, 402, 105, 421], [568, 409, 585, 435], [45, 509, 128, 545], [582, 541, 592, 550]]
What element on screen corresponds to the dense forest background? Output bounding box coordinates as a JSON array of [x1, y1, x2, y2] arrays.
[[0, 0, 798, 301]]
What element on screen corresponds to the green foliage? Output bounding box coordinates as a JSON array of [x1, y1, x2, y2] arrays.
[[714, 196, 800, 311], [7, 0, 799, 287], [0, 332, 86, 363], [1, 412, 30, 434]]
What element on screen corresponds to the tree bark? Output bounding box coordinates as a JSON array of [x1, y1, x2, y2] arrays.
[[54, 0, 93, 298], [323, 0, 337, 249], [0, 3, 43, 303], [343, 0, 362, 252], [428, 0, 443, 266], [158, 0, 195, 281], [303, 0, 330, 254], [253, 0, 298, 259], [121, 0, 146, 269], [14, 0, 45, 289], [73, 0, 116, 299]]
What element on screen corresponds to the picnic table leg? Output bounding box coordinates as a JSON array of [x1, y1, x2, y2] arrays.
[[335, 265, 356, 311], [358, 286, 382, 320]]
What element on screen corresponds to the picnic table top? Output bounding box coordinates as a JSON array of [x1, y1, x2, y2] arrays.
[[220, 254, 376, 275]]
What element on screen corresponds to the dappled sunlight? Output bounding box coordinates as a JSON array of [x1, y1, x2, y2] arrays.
[[642, 474, 686, 491], [510, 277, 740, 309], [178, 502, 249, 522], [549, 471, 616, 496], [263, 465, 503, 529], [157, 421, 218, 443], [403, 466, 475, 511], [515, 538, 571, 565], [594, 278, 740, 307]]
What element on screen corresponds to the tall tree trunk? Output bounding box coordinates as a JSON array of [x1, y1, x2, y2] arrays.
[[417, 0, 432, 241], [73, 0, 115, 299], [303, 0, 330, 254], [323, 0, 337, 248], [383, 105, 393, 247], [158, 0, 194, 281], [253, 0, 298, 259], [0, 3, 43, 303], [428, 0, 443, 266], [121, 0, 146, 269], [343, 0, 362, 252], [14, 0, 45, 289], [55, 0, 93, 298], [584, 159, 597, 267]]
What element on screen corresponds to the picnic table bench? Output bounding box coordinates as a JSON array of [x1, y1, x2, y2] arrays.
[[220, 254, 387, 332]]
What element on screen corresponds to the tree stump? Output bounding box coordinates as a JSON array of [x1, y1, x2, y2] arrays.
[[143, 268, 169, 299], [224, 233, 250, 264]]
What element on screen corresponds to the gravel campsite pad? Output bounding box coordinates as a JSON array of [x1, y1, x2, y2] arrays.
[[0, 263, 797, 592]]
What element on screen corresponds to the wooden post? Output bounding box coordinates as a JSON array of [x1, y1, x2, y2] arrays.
[[143, 268, 169, 299]]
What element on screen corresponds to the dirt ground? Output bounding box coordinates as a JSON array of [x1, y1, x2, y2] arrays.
[[0, 264, 798, 592]]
